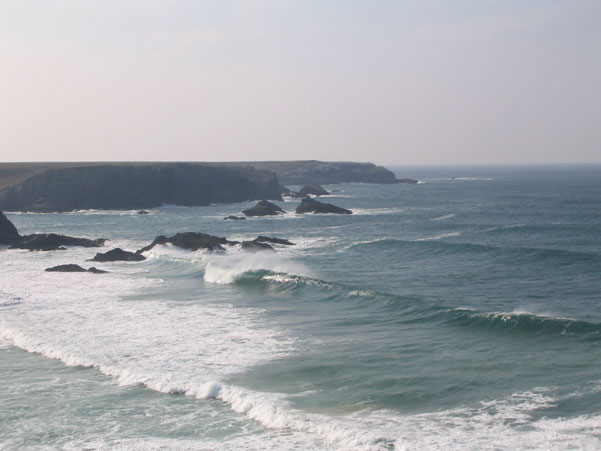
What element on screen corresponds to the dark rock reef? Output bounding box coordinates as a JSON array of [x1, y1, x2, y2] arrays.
[[137, 210, 149, 215], [0, 163, 282, 212], [295, 198, 352, 215], [241, 241, 275, 252], [11, 233, 106, 251], [224, 215, 246, 220], [242, 200, 286, 217], [137, 232, 238, 253], [45, 264, 108, 274], [90, 248, 146, 262], [0, 211, 20, 245], [1, 211, 105, 250], [254, 236, 295, 246], [285, 185, 329, 198]]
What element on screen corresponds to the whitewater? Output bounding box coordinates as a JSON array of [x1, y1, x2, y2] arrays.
[[1, 165, 601, 450]]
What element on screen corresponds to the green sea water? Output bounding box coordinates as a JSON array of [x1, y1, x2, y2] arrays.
[[1, 165, 601, 450]]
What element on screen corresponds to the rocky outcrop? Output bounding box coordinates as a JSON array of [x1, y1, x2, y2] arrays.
[[243, 200, 285, 217], [90, 248, 146, 262], [45, 264, 87, 272], [88, 267, 108, 273], [285, 185, 329, 198], [45, 264, 108, 274], [137, 210, 149, 215], [137, 232, 237, 253], [241, 241, 275, 252], [254, 236, 295, 246], [223, 161, 400, 185], [0, 211, 20, 245], [10, 233, 106, 251], [0, 163, 282, 212], [295, 198, 352, 215], [224, 215, 246, 220]]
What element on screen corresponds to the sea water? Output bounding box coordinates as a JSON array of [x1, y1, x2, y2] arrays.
[[1, 165, 601, 450]]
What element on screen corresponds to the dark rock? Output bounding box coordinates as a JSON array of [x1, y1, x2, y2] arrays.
[[45, 264, 108, 273], [45, 264, 87, 272], [11, 233, 106, 251], [90, 248, 146, 262], [137, 232, 236, 253], [254, 236, 295, 246], [0, 163, 282, 212], [295, 198, 352, 215], [137, 210, 149, 215], [87, 267, 108, 274], [280, 185, 293, 195], [0, 211, 20, 245], [241, 241, 275, 252], [224, 215, 246, 220], [285, 185, 329, 198], [242, 200, 285, 217]]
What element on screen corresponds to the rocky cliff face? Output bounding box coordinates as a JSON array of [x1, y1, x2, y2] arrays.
[[0, 211, 20, 244], [226, 161, 399, 185], [0, 164, 282, 212]]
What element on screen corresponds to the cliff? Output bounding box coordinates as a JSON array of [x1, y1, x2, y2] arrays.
[[222, 161, 402, 185], [0, 163, 281, 212]]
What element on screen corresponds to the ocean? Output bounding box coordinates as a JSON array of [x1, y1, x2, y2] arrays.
[[1, 165, 600, 450]]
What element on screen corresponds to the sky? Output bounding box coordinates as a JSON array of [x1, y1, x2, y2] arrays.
[[1, 0, 600, 165]]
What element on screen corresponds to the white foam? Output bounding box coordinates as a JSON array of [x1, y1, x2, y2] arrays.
[[348, 388, 601, 450], [453, 177, 494, 181], [351, 208, 403, 216], [203, 252, 312, 284], [412, 231, 462, 241], [476, 223, 526, 233], [431, 213, 457, 221]]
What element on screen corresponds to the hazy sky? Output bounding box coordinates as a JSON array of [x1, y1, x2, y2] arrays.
[[1, 0, 600, 165]]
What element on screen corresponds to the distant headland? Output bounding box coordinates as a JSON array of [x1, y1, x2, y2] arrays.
[[0, 161, 416, 212]]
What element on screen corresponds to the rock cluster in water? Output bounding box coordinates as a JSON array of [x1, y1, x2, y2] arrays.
[[254, 236, 295, 246], [285, 185, 329, 199], [295, 198, 352, 215], [11, 233, 106, 251], [242, 200, 286, 217], [137, 232, 239, 253], [45, 264, 107, 274], [90, 248, 146, 262]]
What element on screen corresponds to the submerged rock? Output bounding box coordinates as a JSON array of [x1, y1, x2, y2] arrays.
[[137, 232, 237, 253], [295, 198, 352, 215], [254, 236, 295, 246], [0, 211, 20, 245], [224, 215, 246, 220], [137, 210, 149, 215], [241, 241, 275, 252], [90, 248, 146, 262], [242, 200, 285, 217], [11, 233, 106, 251], [45, 264, 107, 273]]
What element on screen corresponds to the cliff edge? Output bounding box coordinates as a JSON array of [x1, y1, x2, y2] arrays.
[[0, 163, 281, 212]]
